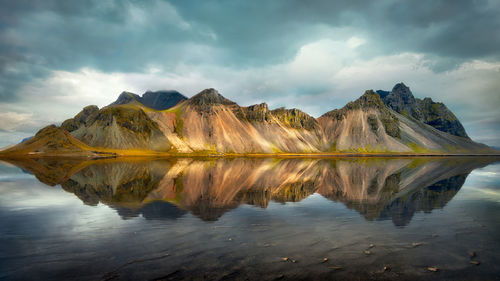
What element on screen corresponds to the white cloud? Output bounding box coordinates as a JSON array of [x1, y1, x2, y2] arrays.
[[0, 112, 36, 132], [347, 37, 366, 49], [127, 0, 191, 30]]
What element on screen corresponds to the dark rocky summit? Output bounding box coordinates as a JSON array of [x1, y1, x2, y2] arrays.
[[379, 83, 469, 138], [111, 90, 187, 110], [187, 88, 236, 107], [141, 90, 187, 110], [61, 105, 99, 132], [416, 97, 468, 138]]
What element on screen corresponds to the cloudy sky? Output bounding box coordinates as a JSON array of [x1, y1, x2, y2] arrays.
[[0, 0, 499, 147]]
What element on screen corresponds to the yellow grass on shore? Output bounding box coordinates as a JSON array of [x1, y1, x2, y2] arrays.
[[1, 147, 499, 159]]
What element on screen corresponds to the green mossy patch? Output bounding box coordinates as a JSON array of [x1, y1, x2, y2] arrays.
[[407, 142, 432, 153], [270, 107, 319, 130], [165, 106, 185, 138], [367, 114, 379, 132], [343, 144, 391, 153]]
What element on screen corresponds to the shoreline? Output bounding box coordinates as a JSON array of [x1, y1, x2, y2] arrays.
[[1, 151, 500, 159]]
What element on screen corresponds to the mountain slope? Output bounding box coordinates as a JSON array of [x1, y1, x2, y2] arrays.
[[0, 125, 98, 156], [379, 83, 469, 138], [318, 90, 490, 153], [69, 105, 171, 151], [147, 88, 327, 153], [318, 91, 407, 152], [60, 92, 173, 151]]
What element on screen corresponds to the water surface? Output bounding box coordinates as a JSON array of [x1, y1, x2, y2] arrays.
[[0, 157, 499, 280]]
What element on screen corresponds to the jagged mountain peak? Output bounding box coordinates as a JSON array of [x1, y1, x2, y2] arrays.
[[60, 105, 99, 132], [345, 90, 387, 111], [246, 102, 269, 111], [322, 90, 386, 119], [82, 105, 99, 112], [392, 82, 410, 91], [187, 88, 236, 106], [378, 83, 469, 138], [385, 83, 417, 111], [237, 103, 271, 123], [357, 90, 386, 107], [113, 91, 141, 105]]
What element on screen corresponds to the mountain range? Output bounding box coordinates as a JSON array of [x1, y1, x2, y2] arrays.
[[0, 83, 495, 156]]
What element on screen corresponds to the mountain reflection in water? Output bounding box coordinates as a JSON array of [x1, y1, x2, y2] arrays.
[[5, 157, 493, 226]]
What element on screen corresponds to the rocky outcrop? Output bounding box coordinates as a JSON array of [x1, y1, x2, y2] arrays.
[[238, 103, 272, 122], [60, 105, 99, 132], [70, 105, 171, 151], [270, 107, 320, 131], [379, 83, 469, 138], [382, 83, 422, 119], [416, 97, 468, 138]]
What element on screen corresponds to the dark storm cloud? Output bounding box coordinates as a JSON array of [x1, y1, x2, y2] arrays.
[[1, 0, 499, 100], [173, 0, 500, 61]]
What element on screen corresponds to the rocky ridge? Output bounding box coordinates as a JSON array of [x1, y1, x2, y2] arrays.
[[379, 83, 469, 138]]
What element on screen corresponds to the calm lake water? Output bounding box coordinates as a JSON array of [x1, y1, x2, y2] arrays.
[[0, 157, 499, 280]]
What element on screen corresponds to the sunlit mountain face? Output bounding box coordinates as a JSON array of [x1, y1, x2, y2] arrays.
[[5, 157, 494, 226]]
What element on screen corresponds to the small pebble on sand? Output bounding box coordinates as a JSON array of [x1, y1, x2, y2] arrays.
[[427, 266, 438, 272], [329, 266, 343, 270]]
